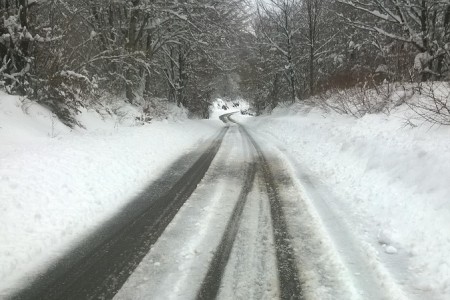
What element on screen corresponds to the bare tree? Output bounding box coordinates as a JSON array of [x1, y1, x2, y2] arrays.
[[338, 0, 450, 81], [256, 0, 302, 103]]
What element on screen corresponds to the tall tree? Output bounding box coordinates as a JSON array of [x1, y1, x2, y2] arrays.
[[256, 0, 302, 103], [338, 0, 450, 81]]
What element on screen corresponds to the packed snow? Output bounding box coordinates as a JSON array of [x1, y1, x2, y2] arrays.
[[0, 92, 222, 297], [114, 125, 277, 300]]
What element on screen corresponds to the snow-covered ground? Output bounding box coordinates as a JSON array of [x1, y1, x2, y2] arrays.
[[2, 89, 450, 299], [0, 93, 222, 297], [235, 101, 450, 299]]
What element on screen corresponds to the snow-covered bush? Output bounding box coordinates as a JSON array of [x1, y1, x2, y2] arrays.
[[312, 81, 450, 126], [408, 82, 450, 125], [317, 82, 410, 117], [35, 71, 99, 128], [0, 14, 33, 95], [139, 96, 188, 122]]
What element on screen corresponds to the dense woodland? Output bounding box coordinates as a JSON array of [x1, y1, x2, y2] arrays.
[[0, 0, 449, 125]]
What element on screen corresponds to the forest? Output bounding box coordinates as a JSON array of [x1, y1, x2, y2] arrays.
[[1, 0, 449, 125]]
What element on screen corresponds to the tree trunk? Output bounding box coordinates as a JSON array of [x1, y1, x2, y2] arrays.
[[286, 34, 296, 103], [309, 45, 314, 96], [419, 0, 431, 81], [165, 47, 177, 103], [177, 45, 188, 107], [18, 0, 29, 56], [284, 2, 296, 103], [125, 0, 140, 103], [269, 73, 280, 110]]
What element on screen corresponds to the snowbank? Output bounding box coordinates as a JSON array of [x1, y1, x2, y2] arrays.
[[0, 93, 222, 296], [239, 102, 450, 299]]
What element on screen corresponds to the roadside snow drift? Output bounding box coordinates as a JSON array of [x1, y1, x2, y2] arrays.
[[237, 103, 450, 299], [0, 93, 222, 296]]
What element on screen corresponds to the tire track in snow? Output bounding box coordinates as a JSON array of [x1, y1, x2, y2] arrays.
[[237, 121, 409, 299], [238, 124, 303, 300], [114, 124, 254, 300], [13, 127, 228, 300], [217, 171, 279, 300], [197, 115, 303, 300], [196, 126, 257, 300]]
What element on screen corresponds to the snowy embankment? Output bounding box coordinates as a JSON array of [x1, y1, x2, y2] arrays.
[[238, 102, 450, 299], [0, 93, 222, 296]]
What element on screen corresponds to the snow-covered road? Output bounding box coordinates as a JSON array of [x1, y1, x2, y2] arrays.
[[3, 98, 444, 299], [0, 92, 225, 298], [116, 114, 412, 300], [116, 115, 303, 300], [14, 114, 308, 299]]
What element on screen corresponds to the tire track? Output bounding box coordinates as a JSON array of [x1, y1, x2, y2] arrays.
[[217, 171, 279, 300], [197, 126, 256, 300], [197, 116, 303, 300], [237, 120, 303, 300], [12, 127, 228, 300]]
